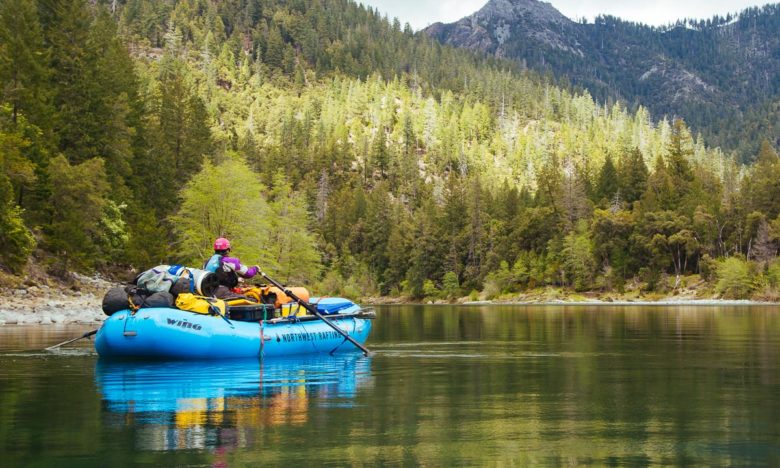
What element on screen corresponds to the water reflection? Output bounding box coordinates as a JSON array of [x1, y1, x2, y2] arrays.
[[2, 306, 778, 465], [95, 355, 373, 451]]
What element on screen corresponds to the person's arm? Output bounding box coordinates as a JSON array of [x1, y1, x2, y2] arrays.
[[221, 257, 259, 278]]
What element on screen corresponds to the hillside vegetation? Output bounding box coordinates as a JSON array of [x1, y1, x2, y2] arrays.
[[1, 0, 779, 301]]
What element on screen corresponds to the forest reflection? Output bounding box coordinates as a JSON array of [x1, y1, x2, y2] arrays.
[[361, 305, 779, 466]]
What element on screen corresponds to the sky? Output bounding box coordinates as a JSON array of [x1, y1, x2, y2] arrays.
[[359, 0, 769, 30]]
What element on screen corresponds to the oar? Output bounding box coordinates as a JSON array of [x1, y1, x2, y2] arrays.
[[260, 272, 370, 356], [45, 329, 98, 351]]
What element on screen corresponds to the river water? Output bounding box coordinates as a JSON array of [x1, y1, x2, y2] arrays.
[[1, 305, 779, 465]]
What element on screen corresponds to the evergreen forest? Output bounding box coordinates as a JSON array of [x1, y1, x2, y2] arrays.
[[2, 0, 780, 301]]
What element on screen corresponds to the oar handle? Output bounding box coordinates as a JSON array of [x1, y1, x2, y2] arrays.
[[261, 272, 370, 356]]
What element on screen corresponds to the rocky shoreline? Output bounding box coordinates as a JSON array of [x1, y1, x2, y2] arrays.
[[1, 278, 775, 327], [0, 273, 115, 326], [365, 297, 774, 307]]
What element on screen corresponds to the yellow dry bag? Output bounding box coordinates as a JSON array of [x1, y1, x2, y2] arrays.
[[175, 293, 226, 316]]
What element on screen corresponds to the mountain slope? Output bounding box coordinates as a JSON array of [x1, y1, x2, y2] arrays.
[[3, 0, 780, 301], [426, 0, 780, 160]]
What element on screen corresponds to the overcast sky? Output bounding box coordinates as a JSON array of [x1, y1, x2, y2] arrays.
[[360, 0, 769, 30]]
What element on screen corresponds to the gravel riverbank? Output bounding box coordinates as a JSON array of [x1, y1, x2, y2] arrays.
[[0, 274, 115, 326], [1, 278, 775, 327]]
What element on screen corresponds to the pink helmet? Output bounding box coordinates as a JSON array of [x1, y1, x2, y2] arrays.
[[214, 237, 231, 251]]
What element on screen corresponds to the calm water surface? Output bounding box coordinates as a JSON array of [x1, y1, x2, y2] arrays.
[[1, 305, 779, 466]]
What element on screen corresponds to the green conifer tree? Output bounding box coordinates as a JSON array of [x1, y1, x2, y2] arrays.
[[595, 154, 619, 204], [264, 25, 285, 70], [667, 119, 695, 197], [0, 0, 50, 125], [619, 147, 648, 204], [45, 0, 98, 163], [0, 173, 35, 272], [45, 155, 110, 272]]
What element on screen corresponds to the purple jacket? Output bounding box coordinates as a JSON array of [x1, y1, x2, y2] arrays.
[[204, 254, 259, 278]]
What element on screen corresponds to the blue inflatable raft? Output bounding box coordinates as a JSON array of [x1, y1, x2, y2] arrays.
[[95, 298, 374, 359]]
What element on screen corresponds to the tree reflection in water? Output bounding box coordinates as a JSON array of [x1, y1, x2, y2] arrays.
[[95, 355, 373, 451]]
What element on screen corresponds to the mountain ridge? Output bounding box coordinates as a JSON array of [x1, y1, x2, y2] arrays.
[[425, 0, 780, 160]]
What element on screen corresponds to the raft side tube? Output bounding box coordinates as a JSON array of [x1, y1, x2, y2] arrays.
[[96, 306, 372, 359]]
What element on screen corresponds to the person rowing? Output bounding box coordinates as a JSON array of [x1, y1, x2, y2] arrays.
[[204, 237, 261, 298]]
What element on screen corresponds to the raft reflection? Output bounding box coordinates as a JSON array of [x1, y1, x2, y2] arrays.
[[95, 355, 373, 451]]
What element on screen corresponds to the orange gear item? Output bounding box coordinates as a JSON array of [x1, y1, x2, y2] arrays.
[[241, 286, 310, 309]]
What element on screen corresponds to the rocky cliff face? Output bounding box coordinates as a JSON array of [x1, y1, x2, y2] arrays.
[[425, 0, 780, 158], [427, 0, 581, 58]]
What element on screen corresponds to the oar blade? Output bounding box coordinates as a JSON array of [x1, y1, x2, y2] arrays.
[[45, 329, 98, 351]]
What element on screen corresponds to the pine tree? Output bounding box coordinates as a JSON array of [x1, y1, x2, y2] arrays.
[[45, 0, 99, 163], [0, 173, 35, 272], [45, 155, 110, 272], [756, 139, 779, 165], [264, 24, 285, 70], [642, 155, 675, 212], [562, 221, 595, 291], [666, 119, 695, 197], [41, 0, 140, 202], [362, 183, 393, 289], [595, 154, 618, 204], [619, 147, 648, 204], [157, 58, 211, 175], [135, 57, 211, 217], [560, 160, 591, 229], [0, 0, 50, 125], [370, 126, 389, 178], [0, 112, 40, 205], [124, 206, 170, 268], [463, 175, 487, 288], [87, 9, 140, 198], [406, 198, 444, 297], [384, 209, 413, 293], [743, 140, 780, 219]]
